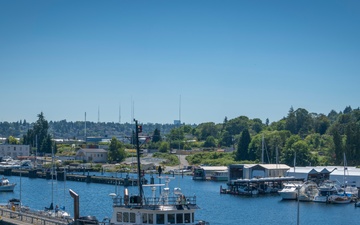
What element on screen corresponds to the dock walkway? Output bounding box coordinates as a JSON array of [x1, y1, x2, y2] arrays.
[[0, 207, 69, 225], [0, 168, 147, 186]]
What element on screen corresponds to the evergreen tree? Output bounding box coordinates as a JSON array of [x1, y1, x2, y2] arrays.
[[332, 127, 343, 165], [236, 129, 251, 161], [108, 137, 126, 162], [152, 128, 162, 143]]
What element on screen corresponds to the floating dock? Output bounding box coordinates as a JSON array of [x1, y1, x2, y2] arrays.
[[0, 168, 147, 186]]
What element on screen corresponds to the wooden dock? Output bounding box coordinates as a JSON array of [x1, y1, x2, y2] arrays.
[[0, 168, 147, 186]]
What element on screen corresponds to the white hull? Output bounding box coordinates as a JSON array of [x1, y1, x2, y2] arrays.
[[279, 191, 297, 200], [278, 183, 301, 200], [0, 177, 16, 192]]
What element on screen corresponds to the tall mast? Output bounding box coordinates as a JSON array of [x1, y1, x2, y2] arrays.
[[261, 134, 264, 164], [134, 119, 143, 204], [84, 112, 87, 142]]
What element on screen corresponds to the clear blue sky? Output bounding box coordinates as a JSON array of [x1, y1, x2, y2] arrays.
[[1, 0, 359, 125]]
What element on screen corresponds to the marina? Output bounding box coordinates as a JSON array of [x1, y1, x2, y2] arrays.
[[1, 173, 360, 225]]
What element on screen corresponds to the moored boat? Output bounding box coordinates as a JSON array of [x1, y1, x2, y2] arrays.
[[0, 177, 16, 192], [298, 181, 319, 202], [278, 183, 301, 200], [313, 180, 339, 203], [210, 170, 228, 181]]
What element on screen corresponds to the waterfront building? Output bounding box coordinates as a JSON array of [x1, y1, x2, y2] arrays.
[[229, 164, 290, 180], [75, 148, 107, 163], [286, 166, 360, 188], [193, 166, 228, 180], [0, 144, 30, 160]]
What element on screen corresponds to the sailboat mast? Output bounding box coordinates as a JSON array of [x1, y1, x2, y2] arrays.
[[261, 134, 264, 164], [51, 141, 54, 210], [134, 119, 143, 204]]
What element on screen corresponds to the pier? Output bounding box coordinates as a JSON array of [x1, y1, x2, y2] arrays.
[[0, 168, 147, 186]]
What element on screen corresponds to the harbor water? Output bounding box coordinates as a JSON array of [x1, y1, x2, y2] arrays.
[[1, 172, 359, 225]]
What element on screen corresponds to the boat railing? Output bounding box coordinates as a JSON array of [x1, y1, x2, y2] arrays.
[[112, 195, 197, 207]]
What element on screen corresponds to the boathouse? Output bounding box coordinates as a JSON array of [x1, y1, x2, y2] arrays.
[[192, 166, 228, 180], [228, 164, 290, 180], [286, 166, 360, 188]]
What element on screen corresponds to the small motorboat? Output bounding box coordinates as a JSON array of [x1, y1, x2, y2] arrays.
[[0, 177, 16, 192]]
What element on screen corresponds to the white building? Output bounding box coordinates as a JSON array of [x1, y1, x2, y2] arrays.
[[0, 144, 30, 160], [286, 166, 360, 188], [75, 148, 108, 163]]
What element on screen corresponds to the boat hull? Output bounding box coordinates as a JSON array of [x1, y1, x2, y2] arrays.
[[278, 191, 297, 200], [0, 184, 16, 192]]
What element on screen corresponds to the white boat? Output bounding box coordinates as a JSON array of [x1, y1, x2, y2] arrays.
[[42, 146, 71, 219], [278, 183, 300, 200], [210, 170, 228, 181], [327, 154, 354, 204], [298, 181, 319, 202], [313, 180, 340, 203], [0, 177, 16, 192], [109, 119, 209, 225]]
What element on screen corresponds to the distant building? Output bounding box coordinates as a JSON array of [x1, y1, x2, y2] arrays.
[[287, 166, 360, 188], [174, 120, 181, 125], [0, 144, 30, 160], [75, 148, 108, 163], [228, 164, 291, 180]]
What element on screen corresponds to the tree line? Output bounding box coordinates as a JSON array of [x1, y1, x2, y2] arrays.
[[1, 106, 360, 167]]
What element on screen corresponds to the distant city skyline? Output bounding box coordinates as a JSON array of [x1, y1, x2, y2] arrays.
[[1, 1, 359, 125]]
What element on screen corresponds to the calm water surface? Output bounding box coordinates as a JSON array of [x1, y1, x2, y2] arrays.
[[1, 173, 359, 225]]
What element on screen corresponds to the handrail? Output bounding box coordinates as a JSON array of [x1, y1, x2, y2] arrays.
[[0, 206, 69, 225]]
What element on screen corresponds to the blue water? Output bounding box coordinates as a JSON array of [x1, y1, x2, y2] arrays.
[[1, 173, 359, 225]]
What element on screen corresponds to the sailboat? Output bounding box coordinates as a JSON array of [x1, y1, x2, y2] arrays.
[[44, 144, 71, 219], [108, 119, 209, 225], [327, 153, 353, 204]]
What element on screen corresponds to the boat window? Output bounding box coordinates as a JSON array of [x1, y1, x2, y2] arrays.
[[116, 212, 123, 222], [123, 212, 129, 222], [148, 213, 154, 224], [192, 213, 194, 222], [168, 214, 175, 224], [156, 214, 165, 224], [184, 213, 190, 223], [142, 213, 148, 223], [176, 213, 183, 223], [130, 212, 136, 223]]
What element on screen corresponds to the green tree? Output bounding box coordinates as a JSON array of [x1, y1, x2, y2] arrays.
[[224, 116, 250, 136], [331, 126, 343, 165], [285, 106, 297, 134], [236, 129, 251, 161], [158, 141, 170, 153], [313, 114, 330, 135], [22, 112, 52, 154], [203, 136, 217, 148], [281, 140, 312, 167], [108, 137, 126, 163], [6, 136, 19, 144], [152, 128, 162, 143], [219, 131, 232, 147]]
